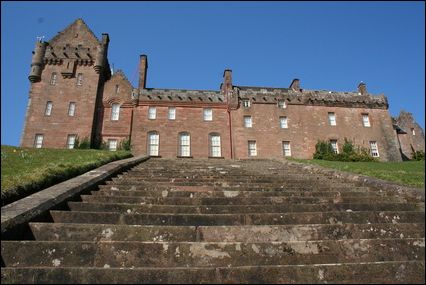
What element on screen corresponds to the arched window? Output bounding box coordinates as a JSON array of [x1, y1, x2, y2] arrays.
[[178, 132, 191, 157], [147, 131, 159, 156], [209, 133, 221, 157]]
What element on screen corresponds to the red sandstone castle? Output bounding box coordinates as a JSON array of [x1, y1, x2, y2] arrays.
[[21, 19, 424, 161]]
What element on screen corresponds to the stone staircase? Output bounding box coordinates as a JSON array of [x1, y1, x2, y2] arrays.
[[1, 158, 425, 283]]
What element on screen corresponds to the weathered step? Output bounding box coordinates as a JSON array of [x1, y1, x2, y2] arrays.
[[92, 188, 395, 199], [29, 222, 426, 242], [80, 195, 408, 205], [2, 239, 424, 268], [50, 210, 425, 226], [2, 261, 424, 284], [68, 201, 423, 214]]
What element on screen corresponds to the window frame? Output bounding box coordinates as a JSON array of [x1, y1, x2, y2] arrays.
[[76, 73, 83, 86], [362, 114, 371, 127], [248, 140, 257, 157], [242, 99, 251, 108], [108, 139, 118, 151], [280, 116, 288, 129], [203, 108, 213, 121], [111, 103, 120, 121], [147, 131, 160, 156], [244, 116, 252, 128], [66, 134, 77, 149], [328, 112, 336, 126], [282, 141, 291, 157], [209, 133, 222, 158], [168, 107, 176, 120], [50, 72, 57, 85], [369, 141, 379, 157], [68, 102, 76, 117], [34, 134, 44, 148], [278, 100, 287, 109], [148, 106, 157, 120], [45, 101, 53, 116], [330, 139, 339, 154], [179, 132, 191, 157]]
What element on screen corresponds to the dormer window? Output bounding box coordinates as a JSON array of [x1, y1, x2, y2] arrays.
[[242, 99, 250, 108], [278, 100, 286, 109]]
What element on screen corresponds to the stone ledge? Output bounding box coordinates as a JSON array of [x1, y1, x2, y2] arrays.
[[1, 155, 149, 235], [278, 159, 425, 202]]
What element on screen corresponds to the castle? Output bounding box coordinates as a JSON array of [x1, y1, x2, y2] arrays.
[[21, 19, 424, 161]]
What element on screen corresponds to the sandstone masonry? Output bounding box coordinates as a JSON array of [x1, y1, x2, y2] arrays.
[[21, 19, 425, 161]]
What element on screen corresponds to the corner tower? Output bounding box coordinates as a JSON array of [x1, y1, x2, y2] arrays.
[[21, 18, 111, 149]]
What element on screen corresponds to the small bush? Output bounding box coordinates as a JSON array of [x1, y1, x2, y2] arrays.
[[120, 138, 131, 151], [412, 150, 425, 161], [75, 137, 91, 149], [313, 138, 377, 162]]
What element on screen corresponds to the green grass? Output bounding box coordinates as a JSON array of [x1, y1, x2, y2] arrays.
[[292, 159, 425, 188], [1, 145, 132, 206]]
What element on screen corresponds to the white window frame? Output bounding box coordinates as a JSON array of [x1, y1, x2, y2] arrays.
[[280, 116, 288, 129], [148, 132, 159, 156], [330, 140, 339, 154], [248, 140, 257, 157], [179, 133, 191, 157], [45, 101, 53, 116], [111, 103, 120, 121], [369, 141, 379, 157], [108, 139, 118, 151], [210, 134, 221, 157], [34, 134, 43, 148], [411, 128, 416, 136], [244, 116, 252, 128], [282, 141, 291, 157], [50, 73, 57, 85], [203, 108, 213, 121], [148, 106, 156, 120], [168, 107, 176, 120], [76, 73, 83, 86], [362, 114, 370, 127], [278, 100, 287, 109], [68, 102, 76, 117], [328, 112, 336, 126], [242, 99, 250, 108], [67, 134, 77, 149]]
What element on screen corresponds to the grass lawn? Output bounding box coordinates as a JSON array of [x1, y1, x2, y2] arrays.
[[293, 159, 425, 188], [1, 145, 132, 206]]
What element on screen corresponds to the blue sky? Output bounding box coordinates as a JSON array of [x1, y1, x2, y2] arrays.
[[1, 1, 425, 146]]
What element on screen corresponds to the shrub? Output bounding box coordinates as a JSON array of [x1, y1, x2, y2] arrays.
[[120, 138, 131, 151], [313, 138, 377, 162], [75, 137, 91, 149], [412, 150, 425, 161]]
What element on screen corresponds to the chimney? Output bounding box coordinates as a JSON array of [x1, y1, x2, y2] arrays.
[[222, 69, 232, 94], [358, 82, 367, 95], [139, 54, 148, 89], [289, 78, 301, 92]]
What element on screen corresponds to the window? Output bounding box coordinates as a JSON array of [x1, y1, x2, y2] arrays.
[[244, 116, 252, 128], [68, 102, 76, 116], [76, 73, 83, 86], [111, 103, 120, 121], [148, 106, 156, 120], [280, 116, 288, 129], [204, 108, 213, 121], [115, 85, 120, 94], [282, 141, 291, 156], [45, 101, 53, 116], [369, 141, 379, 157], [179, 132, 191, 157], [411, 128, 416, 136], [330, 140, 339, 154], [148, 132, 159, 156], [210, 134, 221, 157], [278, 100, 287, 109], [50, 73, 57, 85], [362, 114, 370, 127], [168, 107, 176, 120], [248, 141, 257, 157], [242, 99, 250, 108], [108, 139, 118, 151], [34, 134, 43, 148], [328, 112, 336, 126], [67, 134, 76, 149]]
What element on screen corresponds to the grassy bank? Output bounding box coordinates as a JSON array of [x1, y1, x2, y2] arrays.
[[293, 159, 425, 188], [1, 145, 132, 206]]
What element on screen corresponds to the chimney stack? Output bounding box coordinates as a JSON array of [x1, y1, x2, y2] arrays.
[[222, 69, 232, 94], [139, 54, 148, 89], [289, 78, 301, 92], [358, 82, 367, 95]]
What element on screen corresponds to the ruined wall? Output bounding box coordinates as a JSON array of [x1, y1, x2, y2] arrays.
[[395, 111, 425, 159]]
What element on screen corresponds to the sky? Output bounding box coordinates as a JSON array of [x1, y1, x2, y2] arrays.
[[1, 1, 425, 146]]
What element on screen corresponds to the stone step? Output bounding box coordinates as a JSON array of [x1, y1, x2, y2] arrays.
[[2, 261, 424, 284], [92, 188, 393, 199], [68, 201, 423, 215], [29, 222, 426, 242], [2, 239, 424, 268], [79, 195, 408, 205], [50, 210, 425, 226]]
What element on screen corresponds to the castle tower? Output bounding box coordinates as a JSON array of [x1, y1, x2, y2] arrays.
[[21, 18, 111, 149]]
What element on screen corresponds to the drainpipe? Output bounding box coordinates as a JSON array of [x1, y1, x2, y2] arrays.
[[227, 108, 233, 159]]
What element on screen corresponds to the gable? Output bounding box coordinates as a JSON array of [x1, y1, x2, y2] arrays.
[[49, 18, 100, 48]]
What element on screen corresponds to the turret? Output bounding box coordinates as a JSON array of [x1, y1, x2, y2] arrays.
[[94, 33, 109, 74], [28, 40, 47, 83]]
